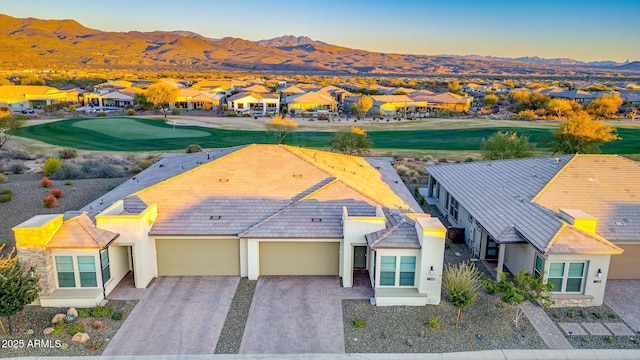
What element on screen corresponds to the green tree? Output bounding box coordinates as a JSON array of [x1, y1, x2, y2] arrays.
[[448, 80, 461, 92], [0, 113, 26, 150], [547, 98, 574, 119], [483, 94, 499, 107], [552, 111, 620, 154], [0, 246, 41, 335], [145, 83, 179, 118], [483, 270, 554, 328], [587, 93, 623, 119], [353, 95, 373, 119], [329, 126, 373, 156], [134, 93, 154, 110], [480, 131, 535, 160], [442, 262, 481, 327], [265, 114, 298, 144]]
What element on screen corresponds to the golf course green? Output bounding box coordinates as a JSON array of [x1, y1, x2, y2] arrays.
[[13, 117, 640, 154]]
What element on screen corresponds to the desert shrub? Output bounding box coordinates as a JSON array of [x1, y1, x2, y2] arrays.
[[5, 148, 33, 160], [87, 339, 104, 351], [1, 188, 13, 196], [50, 321, 67, 335], [227, 112, 238, 117], [0, 173, 7, 183], [77, 309, 91, 318], [65, 180, 73, 185], [426, 317, 440, 329], [171, 109, 180, 115], [55, 110, 65, 117], [50, 163, 85, 180], [90, 306, 113, 318], [186, 144, 202, 153], [58, 148, 78, 160], [92, 320, 103, 329], [96, 112, 107, 117], [50, 189, 63, 198], [10, 163, 24, 174], [111, 312, 123, 321], [68, 105, 76, 111], [67, 324, 85, 336], [351, 318, 366, 328], [80, 159, 123, 178], [0, 194, 12, 202], [42, 194, 58, 208], [41, 176, 53, 188], [127, 109, 136, 116], [43, 157, 61, 176], [241, 113, 251, 117], [131, 159, 153, 173], [514, 109, 537, 121]]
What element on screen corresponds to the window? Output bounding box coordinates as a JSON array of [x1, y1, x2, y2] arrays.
[[399, 256, 416, 286], [379, 255, 416, 287], [548, 261, 585, 293], [434, 181, 440, 200], [55, 256, 75, 288], [78, 256, 97, 287], [380, 256, 396, 286], [534, 255, 544, 277], [100, 249, 111, 283], [448, 195, 459, 222]]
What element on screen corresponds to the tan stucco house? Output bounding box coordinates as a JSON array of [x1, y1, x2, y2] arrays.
[[425, 155, 639, 307], [14, 145, 446, 308]]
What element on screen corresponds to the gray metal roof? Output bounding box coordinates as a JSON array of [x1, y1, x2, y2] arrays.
[[366, 157, 423, 213], [426, 155, 575, 253]]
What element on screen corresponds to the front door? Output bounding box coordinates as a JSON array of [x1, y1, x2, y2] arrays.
[[354, 246, 367, 269], [485, 237, 499, 261]]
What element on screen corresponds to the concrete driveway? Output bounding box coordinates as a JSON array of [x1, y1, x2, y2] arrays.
[[604, 280, 640, 333], [239, 275, 372, 354], [103, 276, 239, 355]]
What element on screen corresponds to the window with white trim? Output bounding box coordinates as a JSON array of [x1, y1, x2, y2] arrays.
[[54, 255, 99, 289], [548, 261, 585, 293], [434, 181, 440, 200], [78, 256, 97, 287], [379, 255, 416, 287], [55, 256, 75, 288], [100, 249, 111, 284], [447, 195, 459, 222], [534, 255, 544, 277]]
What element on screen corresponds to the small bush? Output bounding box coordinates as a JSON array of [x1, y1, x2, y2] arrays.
[[67, 324, 85, 336], [582, 337, 590, 343], [111, 312, 123, 321], [87, 339, 104, 351], [10, 163, 25, 174], [186, 144, 202, 153], [241, 113, 251, 117], [96, 112, 107, 117], [90, 305, 113, 318], [92, 320, 103, 329], [50, 163, 85, 180], [127, 109, 136, 116], [65, 180, 73, 186], [41, 176, 53, 188], [605, 335, 614, 343], [131, 159, 153, 173], [1, 188, 13, 196], [426, 317, 440, 329], [77, 309, 91, 318], [50, 189, 63, 198], [352, 318, 366, 328], [0, 194, 12, 203], [445, 238, 452, 249], [58, 149, 78, 160], [43, 157, 61, 176], [0, 173, 7, 183], [51, 321, 67, 335], [632, 338, 640, 345], [228, 112, 238, 117], [171, 109, 181, 115], [80, 159, 123, 178], [42, 194, 59, 208]]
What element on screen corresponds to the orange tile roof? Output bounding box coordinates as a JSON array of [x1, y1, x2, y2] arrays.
[[46, 214, 118, 249], [547, 225, 623, 254]]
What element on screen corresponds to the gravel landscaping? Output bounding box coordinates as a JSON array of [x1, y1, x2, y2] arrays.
[[0, 173, 129, 250], [546, 305, 640, 350], [342, 243, 546, 353], [0, 300, 136, 357], [214, 278, 257, 354]]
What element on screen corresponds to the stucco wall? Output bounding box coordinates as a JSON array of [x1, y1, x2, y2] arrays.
[[544, 253, 612, 307], [104, 245, 130, 295], [503, 243, 536, 275]]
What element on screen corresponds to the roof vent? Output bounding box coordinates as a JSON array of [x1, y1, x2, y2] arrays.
[[293, 174, 303, 178], [612, 221, 625, 226], [587, 177, 596, 182], [311, 218, 322, 222], [218, 178, 229, 182], [210, 215, 222, 220]]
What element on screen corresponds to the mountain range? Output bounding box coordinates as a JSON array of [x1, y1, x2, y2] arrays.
[[1, 14, 637, 75]]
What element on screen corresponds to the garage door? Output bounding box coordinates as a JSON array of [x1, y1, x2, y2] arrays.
[[260, 242, 339, 275], [609, 244, 640, 279], [156, 239, 240, 276]]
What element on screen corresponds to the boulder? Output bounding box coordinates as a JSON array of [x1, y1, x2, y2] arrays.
[[52, 313, 66, 324], [67, 307, 78, 317], [43, 327, 54, 335], [71, 332, 90, 343]]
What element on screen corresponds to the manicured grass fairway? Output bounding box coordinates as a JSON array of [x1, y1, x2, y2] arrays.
[[13, 117, 640, 154]]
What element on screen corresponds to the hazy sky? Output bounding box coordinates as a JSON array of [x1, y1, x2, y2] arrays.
[[2, 0, 639, 62]]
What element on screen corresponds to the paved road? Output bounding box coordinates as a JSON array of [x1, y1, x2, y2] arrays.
[[239, 276, 371, 354], [103, 276, 239, 356]]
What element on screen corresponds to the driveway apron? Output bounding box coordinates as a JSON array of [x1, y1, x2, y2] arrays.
[[103, 276, 239, 355], [605, 280, 640, 333], [239, 275, 372, 354]]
